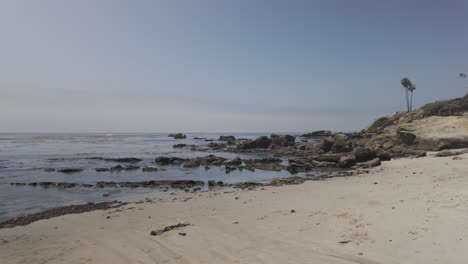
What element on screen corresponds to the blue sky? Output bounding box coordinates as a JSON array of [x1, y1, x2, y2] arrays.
[[1, 0, 467, 133]]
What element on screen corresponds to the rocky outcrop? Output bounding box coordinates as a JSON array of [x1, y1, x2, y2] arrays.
[[208, 142, 227, 149], [331, 134, 353, 153], [238, 136, 272, 149], [301, 130, 332, 138], [168, 133, 187, 139], [219, 136, 236, 144], [155, 156, 186, 165], [182, 155, 227, 168], [397, 129, 416, 145], [337, 154, 356, 168], [270, 134, 295, 147], [318, 137, 334, 152], [354, 148, 378, 162]]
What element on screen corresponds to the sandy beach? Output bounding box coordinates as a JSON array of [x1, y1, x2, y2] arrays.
[[1, 151, 467, 264]]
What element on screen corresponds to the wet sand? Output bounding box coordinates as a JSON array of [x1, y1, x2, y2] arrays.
[[1, 151, 468, 264]]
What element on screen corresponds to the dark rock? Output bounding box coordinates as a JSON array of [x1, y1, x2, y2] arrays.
[[173, 144, 187, 148], [106, 157, 142, 163], [183, 155, 227, 168], [150, 223, 191, 236], [224, 157, 243, 166], [225, 165, 237, 173], [436, 138, 468, 150], [331, 134, 353, 153], [58, 168, 83, 173], [286, 163, 313, 174], [208, 142, 227, 149], [155, 156, 186, 165], [169, 180, 204, 189], [219, 135, 236, 144], [110, 165, 140, 172], [87, 157, 142, 163], [235, 182, 263, 189], [168, 133, 187, 139], [142, 167, 159, 172], [337, 154, 356, 168], [0, 201, 125, 229], [301, 130, 332, 138], [270, 134, 295, 147], [314, 153, 343, 163], [238, 136, 272, 149], [208, 180, 216, 187], [56, 182, 79, 188], [95, 168, 110, 172], [397, 130, 416, 145], [242, 158, 284, 171], [318, 137, 334, 152], [270, 177, 305, 186], [252, 163, 283, 171], [44, 168, 55, 172], [363, 158, 381, 168], [434, 150, 463, 157], [354, 148, 377, 162], [377, 152, 391, 161]]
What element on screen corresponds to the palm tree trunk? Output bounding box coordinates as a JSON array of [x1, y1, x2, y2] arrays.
[[405, 88, 410, 112], [410, 91, 413, 111]]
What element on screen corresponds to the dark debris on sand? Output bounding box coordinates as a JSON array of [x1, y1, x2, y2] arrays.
[[0, 201, 126, 229], [150, 223, 191, 236]]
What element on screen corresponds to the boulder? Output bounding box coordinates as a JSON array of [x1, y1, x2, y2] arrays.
[[314, 153, 343, 163], [270, 134, 295, 147], [173, 144, 187, 148], [238, 136, 272, 149], [364, 158, 381, 168], [318, 137, 334, 152], [337, 154, 356, 168], [331, 134, 353, 153], [377, 151, 392, 161], [397, 130, 416, 145], [354, 148, 377, 162], [219, 136, 236, 144]]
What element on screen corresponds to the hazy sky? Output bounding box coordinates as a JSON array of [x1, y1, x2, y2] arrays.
[[1, 0, 467, 133]]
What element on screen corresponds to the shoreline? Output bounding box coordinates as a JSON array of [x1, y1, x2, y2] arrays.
[[1, 150, 468, 263]]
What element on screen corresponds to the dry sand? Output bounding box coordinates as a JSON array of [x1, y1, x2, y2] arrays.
[[1, 151, 468, 264]]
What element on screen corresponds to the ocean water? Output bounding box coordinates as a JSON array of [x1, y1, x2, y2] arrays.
[[0, 133, 307, 221]]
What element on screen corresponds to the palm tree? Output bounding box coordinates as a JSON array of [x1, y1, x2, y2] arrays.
[[400, 78, 416, 112]]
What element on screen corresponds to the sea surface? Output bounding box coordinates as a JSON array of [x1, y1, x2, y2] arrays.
[[0, 133, 312, 222]]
